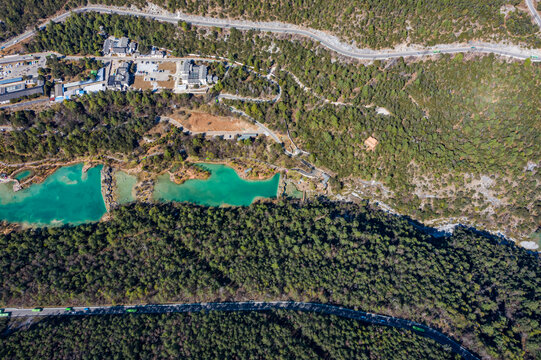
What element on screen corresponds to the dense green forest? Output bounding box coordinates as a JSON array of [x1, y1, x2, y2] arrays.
[[25, 13, 541, 240], [0, 311, 459, 359], [1, 201, 539, 359], [2, 0, 540, 47], [220, 65, 280, 99], [0, 0, 68, 42]]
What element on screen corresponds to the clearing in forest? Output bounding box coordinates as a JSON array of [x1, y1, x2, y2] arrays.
[[169, 110, 259, 132]]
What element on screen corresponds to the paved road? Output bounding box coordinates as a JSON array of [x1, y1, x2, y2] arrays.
[[0, 52, 226, 65], [1, 5, 540, 62], [526, 0, 541, 29], [225, 105, 283, 145], [0, 98, 49, 110], [2, 301, 478, 360]]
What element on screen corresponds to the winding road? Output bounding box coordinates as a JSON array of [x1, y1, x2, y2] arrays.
[[526, 0, 541, 28], [2, 301, 479, 360], [0, 5, 536, 359], [1, 5, 540, 61]]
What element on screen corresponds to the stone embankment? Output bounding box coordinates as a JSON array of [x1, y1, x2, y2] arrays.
[[101, 166, 117, 211], [134, 179, 155, 202]]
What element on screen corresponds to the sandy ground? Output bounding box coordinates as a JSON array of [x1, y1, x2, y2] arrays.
[[157, 62, 177, 72], [169, 110, 259, 132], [157, 78, 175, 89], [0, 37, 31, 56], [133, 75, 153, 90]]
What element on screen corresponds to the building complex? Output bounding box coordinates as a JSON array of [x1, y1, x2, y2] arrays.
[[1, 37, 219, 105]]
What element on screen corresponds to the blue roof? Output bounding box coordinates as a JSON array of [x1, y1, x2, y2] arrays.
[[237, 134, 259, 141], [0, 77, 23, 85]]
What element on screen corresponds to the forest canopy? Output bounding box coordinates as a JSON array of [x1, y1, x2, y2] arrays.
[[0, 311, 460, 359], [1, 200, 539, 359]]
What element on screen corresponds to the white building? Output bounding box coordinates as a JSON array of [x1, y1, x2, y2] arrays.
[[103, 37, 138, 56]]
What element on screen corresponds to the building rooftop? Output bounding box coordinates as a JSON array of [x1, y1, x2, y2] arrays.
[[54, 83, 64, 97], [0, 77, 23, 85], [108, 62, 132, 88], [118, 37, 129, 48], [181, 60, 210, 85], [103, 37, 137, 56], [0, 85, 44, 103]]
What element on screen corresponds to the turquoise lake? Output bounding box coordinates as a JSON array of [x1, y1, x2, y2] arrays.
[[13, 170, 32, 181], [0, 163, 279, 225], [0, 164, 106, 226], [153, 163, 280, 206], [115, 171, 137, 204]]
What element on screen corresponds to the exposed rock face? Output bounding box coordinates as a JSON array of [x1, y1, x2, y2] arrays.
[[134, 179, 155, 203], [101, 166, 117, 211]]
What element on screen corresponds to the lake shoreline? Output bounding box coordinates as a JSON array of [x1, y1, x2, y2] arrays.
[[0, 162, 281, 229]]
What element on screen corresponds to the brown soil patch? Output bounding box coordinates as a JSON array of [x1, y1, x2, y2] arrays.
[[157, 78, 175, 89], [157, 62, 177, 72], [133, 75, 153, 90], [0, 37, 32, 56], [169, 110, 259, 132]]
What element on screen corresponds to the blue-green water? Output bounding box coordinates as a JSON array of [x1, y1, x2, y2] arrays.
[[153, 163, 280, 206], [0, 164, 106, 226], [14, 170, 32, 181], [115, 171, 137, 204]]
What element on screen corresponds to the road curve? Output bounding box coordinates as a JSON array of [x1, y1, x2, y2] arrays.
[[526, 0, 541, 29], [1, 5, 540, 62], [2, 300, 479, 360]]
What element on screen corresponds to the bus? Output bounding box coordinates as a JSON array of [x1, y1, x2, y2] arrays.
[[126, 308, 138, 313], [0, 312, 9, 317], [412, 325, 425, 332], [65, 307, 73, 312], [31, 308, 43, 312]]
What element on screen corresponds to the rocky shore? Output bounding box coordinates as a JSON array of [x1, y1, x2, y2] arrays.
[[134, 179, 155, 202], [101, 165, 117, 211]]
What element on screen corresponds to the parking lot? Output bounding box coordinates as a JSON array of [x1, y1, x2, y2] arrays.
[[132, 59, 179, 91], [0, 58, 45, 80]]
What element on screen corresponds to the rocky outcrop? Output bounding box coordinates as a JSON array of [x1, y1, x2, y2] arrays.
[[101, 166, 117, 211]]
